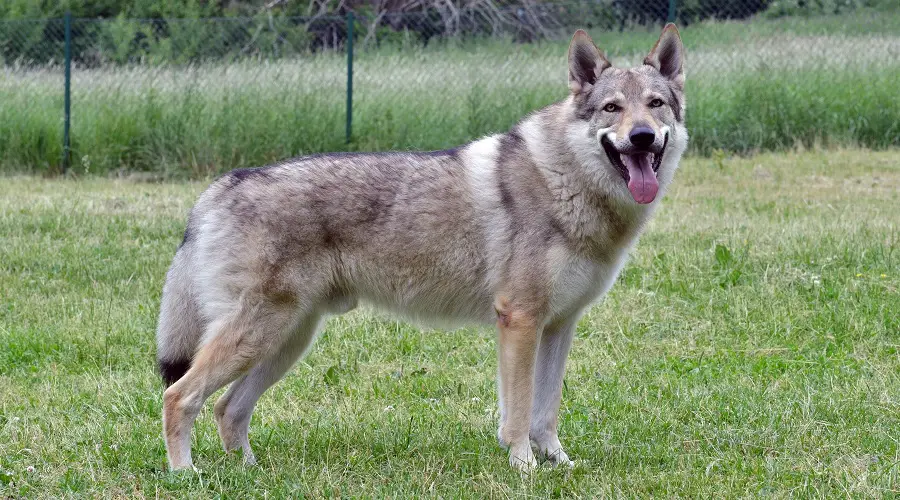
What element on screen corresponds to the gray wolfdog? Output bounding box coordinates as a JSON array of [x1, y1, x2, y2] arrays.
[[157, 24, 687, 472]]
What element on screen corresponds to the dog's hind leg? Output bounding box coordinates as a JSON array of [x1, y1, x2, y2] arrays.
[[162, 298, 298, 471], [530, 318, 577, 467], [213, 312, 324, 464]]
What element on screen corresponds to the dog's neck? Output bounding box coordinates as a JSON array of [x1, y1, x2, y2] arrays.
[[548, 165, 656, 259]]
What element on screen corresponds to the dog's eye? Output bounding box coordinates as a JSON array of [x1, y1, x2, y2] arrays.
[[603, 103, 621, 113], [649, 98, 665, 108]]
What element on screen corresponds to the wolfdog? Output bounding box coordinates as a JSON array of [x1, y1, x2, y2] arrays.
[[157, 24, 687, 472]]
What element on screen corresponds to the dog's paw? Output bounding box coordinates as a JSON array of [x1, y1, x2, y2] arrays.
[[544, 448, 574, 468], [168, 461, 196, 473], [508, 443, 537, 473], [530, 434, 574, 468]]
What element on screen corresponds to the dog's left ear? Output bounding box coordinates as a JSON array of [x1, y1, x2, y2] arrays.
[[644, 23, 684, 88]]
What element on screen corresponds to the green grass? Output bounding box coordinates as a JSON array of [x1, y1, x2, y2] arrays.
[[0, 148, 897, 496], [1, 11, 899, 175]]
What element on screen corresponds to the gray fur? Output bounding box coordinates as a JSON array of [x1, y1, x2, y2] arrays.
[[157, 24, 688, 472]]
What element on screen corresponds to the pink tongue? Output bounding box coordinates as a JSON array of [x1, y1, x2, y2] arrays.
[[621, 153, 658, 204]]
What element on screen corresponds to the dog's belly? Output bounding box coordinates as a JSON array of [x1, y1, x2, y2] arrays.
[[356, 280, 496, 329], [347, 257, 496, 328]]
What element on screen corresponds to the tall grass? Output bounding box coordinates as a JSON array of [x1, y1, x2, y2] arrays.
[[1, 12, 898, 176]]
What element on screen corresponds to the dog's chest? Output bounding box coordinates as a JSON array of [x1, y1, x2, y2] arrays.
[[547, 245, 628, 320]]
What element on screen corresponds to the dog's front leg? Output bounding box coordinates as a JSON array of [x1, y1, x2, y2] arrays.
[[530, 318, 577, 467], [494, 297, 541, 472]]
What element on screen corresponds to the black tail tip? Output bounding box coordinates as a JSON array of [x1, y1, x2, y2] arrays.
[[159, 359, 191, 387]]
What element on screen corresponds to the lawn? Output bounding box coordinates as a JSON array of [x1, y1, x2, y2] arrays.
[[0, 149, 897, 497]]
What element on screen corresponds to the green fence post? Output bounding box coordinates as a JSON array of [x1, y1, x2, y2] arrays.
[[63, 11, 72, 173], [346, 11, 354, 144], [668, 0, 677, 22]]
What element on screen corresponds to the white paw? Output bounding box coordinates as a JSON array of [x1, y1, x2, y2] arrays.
[[509, 443, 537, 473], [530, 434, 574, 468], [168, 461, 195, 472], [544, 448, 574, 468]]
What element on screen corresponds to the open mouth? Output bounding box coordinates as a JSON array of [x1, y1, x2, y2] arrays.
[[601, 132, 668, 204]]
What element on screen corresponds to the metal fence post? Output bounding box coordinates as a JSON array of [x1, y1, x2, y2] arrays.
[[346, 11, 354, 144], [63, 11, 72, 173], [668, 0, 677, 22]]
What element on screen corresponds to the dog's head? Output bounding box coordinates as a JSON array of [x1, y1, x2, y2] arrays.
[[565, 25, 687, 205]]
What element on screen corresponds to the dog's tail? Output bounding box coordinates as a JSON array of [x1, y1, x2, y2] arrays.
[[156, 245, 204, 387]]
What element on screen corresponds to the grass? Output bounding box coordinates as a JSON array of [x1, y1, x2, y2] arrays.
[[0, 148, 897, 497], [1, 10, 899, 175]]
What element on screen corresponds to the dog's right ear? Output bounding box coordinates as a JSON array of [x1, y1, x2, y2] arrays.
[[568, 30, 611, 95]]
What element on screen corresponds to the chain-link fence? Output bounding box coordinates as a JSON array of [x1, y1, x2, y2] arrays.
[[1, 0, 898, 175]]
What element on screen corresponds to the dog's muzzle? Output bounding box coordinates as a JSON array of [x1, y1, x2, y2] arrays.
[[598, 126, 669, 204]]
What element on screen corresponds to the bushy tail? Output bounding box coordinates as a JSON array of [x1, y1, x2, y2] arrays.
[[156, 249, 204, 387]]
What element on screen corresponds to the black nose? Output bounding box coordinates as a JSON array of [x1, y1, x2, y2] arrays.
[[629, 127, 656, 149]]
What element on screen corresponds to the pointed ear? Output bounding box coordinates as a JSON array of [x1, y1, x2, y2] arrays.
[[644, 23, 684, 88], [568, 30, 611, 94]]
